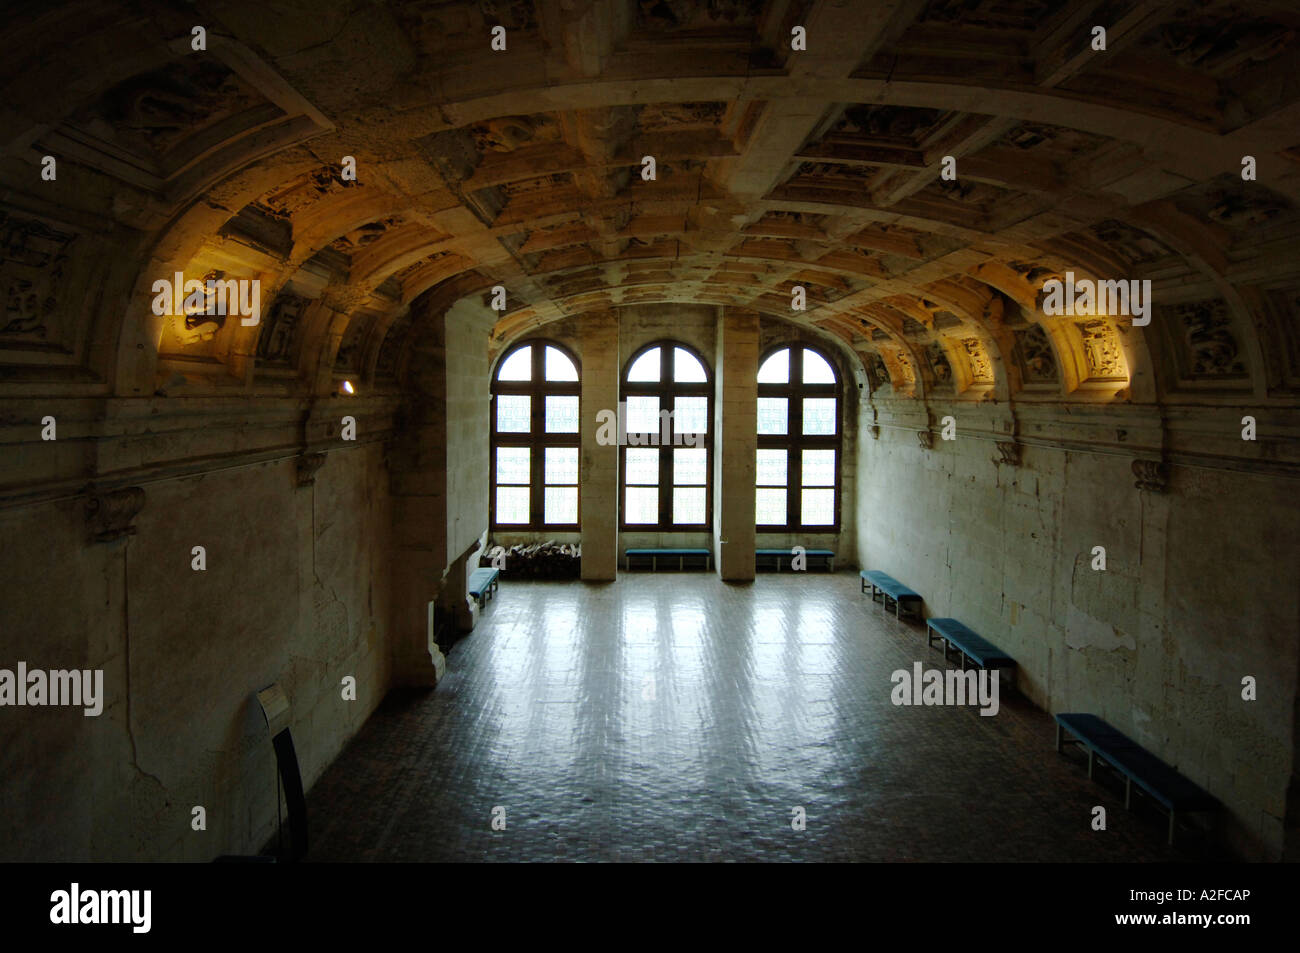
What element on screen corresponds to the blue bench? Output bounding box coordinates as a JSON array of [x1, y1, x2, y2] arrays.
[[1055, 713, 1220, 845], [926, 618, 1016, 672], [756, 548, 835, 572], [468, 567, 500, 608], [860, 570, 922, 619], [624, 548, 713, 571]]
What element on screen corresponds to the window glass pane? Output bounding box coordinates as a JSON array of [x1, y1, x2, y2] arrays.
[[545, 346, 578, 382], [545, 395, 579, 433], [756, 488, 787, 525], [673, 448, 707, 485], [757, 397, 788, 435], [802, 397, 836, 435], [496, 447, 530, 484], [496, 486, 529, 523], [673, 347, 707, 382], [803, 348, 835, 383], [625, 448, 659, 485], [627, 347, 661, 382], [544, 486, 578, 524], [545, 447, 578, 484], [756, 448, 787, 486], [497, 346, 531, 381], [802, 449, 836, 487], [673, 487, 706, 524], [801, 488, 834, 525], [757, 348, 789, 384], [674, 396, 708, 434], [625, 395, 660, 435], [496, 394, 531, 432], [625, 486, 658, 523]]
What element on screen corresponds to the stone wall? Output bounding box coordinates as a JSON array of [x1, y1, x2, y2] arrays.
[[444, 299, 492, 567], [0, 440, 394, 861], [855, 403, 1300, 860]]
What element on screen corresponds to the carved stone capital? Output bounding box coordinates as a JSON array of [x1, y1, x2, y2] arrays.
[[994, 441, 1021, 466], [1132, 459, 1169, 493], [86, 486, 145, 542], [296, 452, 328, 487], [917, 430, 934, 450]]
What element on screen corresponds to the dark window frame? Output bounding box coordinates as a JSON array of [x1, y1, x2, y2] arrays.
[[756, 344, 842, 533], [619, 340, 714, 532], [489, 338, 582, 532]]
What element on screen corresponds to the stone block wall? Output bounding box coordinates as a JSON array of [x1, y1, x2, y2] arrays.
[[855, 406, 1300, 859], [0, 436, 394, 861]]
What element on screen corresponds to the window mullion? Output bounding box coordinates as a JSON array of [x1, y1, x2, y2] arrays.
[[659, 391, 673, 527]]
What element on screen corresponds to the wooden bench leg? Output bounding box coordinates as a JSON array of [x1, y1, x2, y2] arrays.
[[1055, 722, 1062, 753], [1087, 749, 1095, 780], [1124, 777, 1132, 810]]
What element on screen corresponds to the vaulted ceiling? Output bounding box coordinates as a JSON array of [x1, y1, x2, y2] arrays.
[[2, 0, 1299, 404]]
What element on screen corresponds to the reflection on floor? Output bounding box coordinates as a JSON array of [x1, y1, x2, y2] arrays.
[[305, 573, 1224, 862]]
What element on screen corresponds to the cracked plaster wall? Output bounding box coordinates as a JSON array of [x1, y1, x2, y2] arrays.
[[0, 443, 392, 861]]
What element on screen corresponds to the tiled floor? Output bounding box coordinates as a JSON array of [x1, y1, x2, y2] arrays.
[[305, 572, 1225, 862]]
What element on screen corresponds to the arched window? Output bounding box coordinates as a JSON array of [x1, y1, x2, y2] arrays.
[[756, 345, 840, 531], [490, 340, 581, 530], [620, 342, 712, 531]]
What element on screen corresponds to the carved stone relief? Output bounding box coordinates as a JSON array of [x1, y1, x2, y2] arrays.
[[638, 102, 726, 129], [1158, 16, 1292, 73], [72, 59, 262, 165], [471, 114, 561, 153], [1132, 459, 1169, 493], [926, 341, 952, 384], [86, 487, 146, 543], [329, 218, 404, 255], [865, 350, 889, 389], [960, 337, 994, 384], [994, 441, 1021, 466], [1090, 220, 1174, 266], [833, 104, 946, 142], [0, 212, 78, 345], [1173, 299, 1247, 377], [1076, 320, 1125, 379], [296, 452, 327, 488], [1014, 324, 1058, 383], [257, 293, 310, 365]]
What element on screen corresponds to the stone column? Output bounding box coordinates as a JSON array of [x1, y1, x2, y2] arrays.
[[714, 308, 758, 581], [580, 311, 619, 580], [388, 395, 448, 686], [388, 294, 494, 684]]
